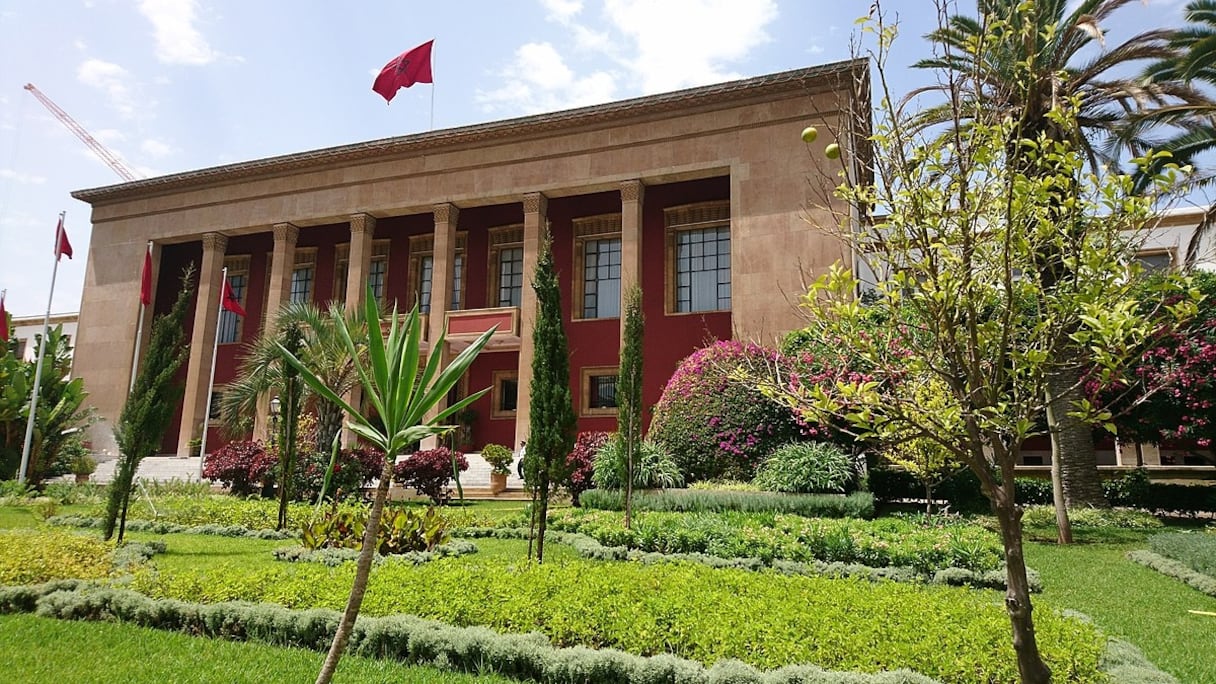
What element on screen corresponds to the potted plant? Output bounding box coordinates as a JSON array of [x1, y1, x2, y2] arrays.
[[481, 443, 513, 494], [70, 454, 97, 484]]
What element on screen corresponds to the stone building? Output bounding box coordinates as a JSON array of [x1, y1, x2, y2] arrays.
[[70, 60, 869, 458]]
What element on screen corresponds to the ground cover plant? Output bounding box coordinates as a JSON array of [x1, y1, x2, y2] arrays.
[[1146, 531, 1216, 576], [536, 508, 1003, 572], [0, 528, 115, 584], [121, 555, 1104, 683], [578, 488, 875, 518]]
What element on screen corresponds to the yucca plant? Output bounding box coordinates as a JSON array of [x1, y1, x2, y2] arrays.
[[278, 288, 493, 684]]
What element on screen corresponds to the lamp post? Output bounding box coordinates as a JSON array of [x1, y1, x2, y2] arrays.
[[269, 396, 281, 448]]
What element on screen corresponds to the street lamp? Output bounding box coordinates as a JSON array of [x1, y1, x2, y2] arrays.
[[269, 396, 281, 448]]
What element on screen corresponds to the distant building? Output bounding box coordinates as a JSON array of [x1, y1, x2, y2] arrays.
[[70, 60, 870, 457], [10, 312, 78, 364]]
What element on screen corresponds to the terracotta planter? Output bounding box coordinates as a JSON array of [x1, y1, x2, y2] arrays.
[[490, 472, 508, 495]]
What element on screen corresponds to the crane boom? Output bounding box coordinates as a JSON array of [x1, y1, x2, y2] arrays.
[[23, 83, 140, 182]]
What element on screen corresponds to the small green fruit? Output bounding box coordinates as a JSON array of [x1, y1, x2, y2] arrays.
[[800, 126, 818, 143], [824, 143, 841, 160]]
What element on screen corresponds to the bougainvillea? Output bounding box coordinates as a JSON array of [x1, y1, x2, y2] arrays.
[[392, 447, 469, 505], [649, 341, 814, 482], [202, 440, 276, 496], [564, 431, 610, 505]]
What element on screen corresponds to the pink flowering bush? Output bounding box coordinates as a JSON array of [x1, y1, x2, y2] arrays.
[[565, 431, 610, 506], [392, 447, 469, 505], [649, 341, 811, 482], [202, 440, 276, 496], [293, 446, 384, 502]]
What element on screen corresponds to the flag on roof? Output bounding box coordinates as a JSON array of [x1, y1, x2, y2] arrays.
[[373, 40, 434, 103]]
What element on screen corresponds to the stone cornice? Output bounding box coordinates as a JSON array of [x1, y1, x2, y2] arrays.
[[272, 222, 299, 243], [201, 232, 228, 252], [72, 60, 866, 205]]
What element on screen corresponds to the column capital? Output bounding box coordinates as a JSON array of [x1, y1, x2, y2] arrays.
[[272, 222, 299, 243], [620, 180, 644, 203], [522, 192, 547, 215], [432, 203, 459, 224], [201, 232, 228, 253], [349, 213, 377, 235]]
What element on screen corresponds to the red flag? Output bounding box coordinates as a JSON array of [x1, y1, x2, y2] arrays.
[[221, 278, 246, 317], [54, 216, 73, 260], [372, 40, 434, 103], [0, 292, 8, 343], [139, 246, 153, 306]]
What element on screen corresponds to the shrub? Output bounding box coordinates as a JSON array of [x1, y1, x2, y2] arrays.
[[649, 341, 810, 482], [202, 441, 276, 496], [50, 515, 294, 541], [564, 431, 609, 506], [688, 479, 762, 492], [300, 503, 451, 555], [1020, 506, 1163, 530], [591, 438, 684, 490], [292, 446, 383, 503], [754, 442, 856, 494], [1147, 531, 1216, 577], [578, 488, 875, 519], [392, 447, 468, 505], [480, 443, 514, 475], [0, 529, 114, 584]]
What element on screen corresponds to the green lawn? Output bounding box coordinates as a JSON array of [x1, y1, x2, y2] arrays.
[[0, 613, 513, 683]]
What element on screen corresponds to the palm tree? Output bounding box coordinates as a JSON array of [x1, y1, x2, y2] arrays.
[[912, 0, 1212, 514]]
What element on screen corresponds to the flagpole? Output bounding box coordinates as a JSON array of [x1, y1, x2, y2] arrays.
[[198, 266, 227, 478], [128, 241, 152, 394], [18, 211, 66, 484], [429, 41, 435, 130]]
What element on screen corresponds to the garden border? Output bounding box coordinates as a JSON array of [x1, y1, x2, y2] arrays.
[[1126, 550, 1216, 598]]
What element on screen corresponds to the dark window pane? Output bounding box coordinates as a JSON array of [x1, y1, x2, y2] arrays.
[[498, 247, 523, 307], [500, 377, 518, 412], [589, 374, 618, 409], [218, 273, 247, 343], [290, 266, 313, 304]]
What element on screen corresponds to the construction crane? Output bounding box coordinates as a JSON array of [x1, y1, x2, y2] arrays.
[[23, 82, 140, 182]]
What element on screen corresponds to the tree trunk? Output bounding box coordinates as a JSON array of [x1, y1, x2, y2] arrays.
[[925, 481, 934, 516], [992, 488, 1052, 684], [117, 484, 132, 544], [536, 470, 550, 564], [624, 436, 634, 531], [1047, 368, 1107, 509], [527, 487, 537, 560], [1045, 374, 1074, 544], [316, 400, 343, 453], [313, 457, 393, 684]]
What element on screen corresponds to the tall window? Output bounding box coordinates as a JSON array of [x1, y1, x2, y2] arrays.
[[583, 238, 621, 318], [290, 266, 313, 304], [368, 257, 387, 302], [667, 201, 730, 313], [497, 247, 524, 307], [333, 240, 390, 305], [218, 256, 249, 344], [410, 234, 466, 314]]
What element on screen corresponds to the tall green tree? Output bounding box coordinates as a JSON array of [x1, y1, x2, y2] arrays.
[[105, 266, 193, 542], [523, 233, 576, 563], [617, 284, 644, 529], [274, 322, 304, 530], [914, 0, 1211, 514], [279, 289, 492, 684]]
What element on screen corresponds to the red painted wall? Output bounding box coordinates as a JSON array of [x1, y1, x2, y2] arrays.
[[465, 350, 520, 450]]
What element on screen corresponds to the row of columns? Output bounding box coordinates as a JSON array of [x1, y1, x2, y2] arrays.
[[168, 182, 645, 457]]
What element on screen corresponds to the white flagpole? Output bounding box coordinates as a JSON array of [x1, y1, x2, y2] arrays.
[[198, 266, 227, 477], [19, 211, 66, 484], [429, 42, 435, 131], [129, 241, 152, 394]]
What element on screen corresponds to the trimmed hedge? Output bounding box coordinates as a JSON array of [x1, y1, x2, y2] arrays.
[[50, 515, 295, 540], [1147, 532, 1216, 577], [271, 540, 478, 567], [537, 508, 1003, 572], [0, 581, 942, 684], [1126, 550, 1216, 598], [458, 527, 1039, 592], [1019, 506, 1163, 530], [120, 557, 1105, 682], [579, 488, 875, 519]]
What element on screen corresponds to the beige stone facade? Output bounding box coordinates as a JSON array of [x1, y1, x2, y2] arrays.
[[71, 61, 868, 456]]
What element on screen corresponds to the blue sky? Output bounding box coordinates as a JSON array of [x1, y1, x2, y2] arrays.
[[0, 0, 1193, 317]]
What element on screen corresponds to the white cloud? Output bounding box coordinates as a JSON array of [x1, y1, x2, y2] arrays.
[[0, 169, 47, 184], [541, 0, 583, 22], [137, 0, 227, 65], [93, 128, 128, 145], [73, 40, 87, 51], [140, 138, 174, 157], [77, 59, 136, 117], [476, 42, 617, 114]]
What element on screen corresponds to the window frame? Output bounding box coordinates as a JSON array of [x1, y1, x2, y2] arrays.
[[217, 255, 250, 345], [490, 369, 519, 420], [1133, 248, 1175, 273], [580, 366, 620, 417], [664, 201, 731, 315], [333, 239, 391, 306], [572, 214, 623, 321], [289, 247, 318, 305], [409, 234, 467, 313], [487, 225, 525, 309]]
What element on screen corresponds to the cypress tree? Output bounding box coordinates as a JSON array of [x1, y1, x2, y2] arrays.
[[523, 231, 576, 563], [618, 284, 643, 529], [105, 265, 194, 542]]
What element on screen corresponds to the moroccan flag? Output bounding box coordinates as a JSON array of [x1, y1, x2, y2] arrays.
[[54, 216, 73, 260], [139, 246, 153, 306], [221, 278, 246, 317], [0, 292, 8, 343], [372, 40, 434, 103]]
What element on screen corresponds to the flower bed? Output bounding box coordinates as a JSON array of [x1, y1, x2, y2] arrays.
[[578, 488, 875, 518]]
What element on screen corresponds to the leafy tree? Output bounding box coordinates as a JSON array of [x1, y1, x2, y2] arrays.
[[523, 233, 576, 563], [751, 10, 1195, 682], [618, 284, 644, 528], [278, 289, 492, 684], [881, 378, 965, 514], [916, 0, 1213, 512], [105, 266, 193, 541], [0, 344, 30, 479], [9, 326, 94, 485]]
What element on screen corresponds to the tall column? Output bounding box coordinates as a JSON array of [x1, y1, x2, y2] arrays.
[[342, 214, 376, 445], [421, 204, 459, 450], [177, 232, 227, 457], [515, 192, 546, 450], [254, 222, 298, 441], [344, 214, 376, 312], [619, 180, 644, 348]]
